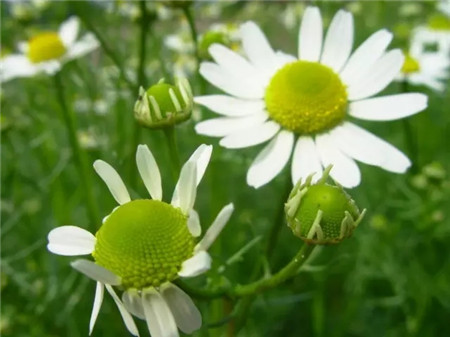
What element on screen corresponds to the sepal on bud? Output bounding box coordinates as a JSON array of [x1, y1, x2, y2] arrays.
[[285, 166, 366, 245], [134, 78, 193, 129]]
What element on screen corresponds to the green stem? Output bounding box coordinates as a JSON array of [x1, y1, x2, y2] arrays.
[[182, 5, 200, 68], [74, 4, 137, 92], [265, 174, 293, 258], [163, 127, 181, 178], [177, 243, 316, 299], [53, 72, 99, 228], [130, 1, 152, 185], [233, 243, 315, 297], [401, 80, 419, 172]]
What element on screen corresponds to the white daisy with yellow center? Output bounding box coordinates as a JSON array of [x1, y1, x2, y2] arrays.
[[0, 16, 99, 82], [397, 44, 450, 92], [47, 144, 234, 337], [195, 7, 428, 188]]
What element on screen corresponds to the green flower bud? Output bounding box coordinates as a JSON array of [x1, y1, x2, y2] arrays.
[[134, 78, 193, 129], [199, 31, 230, 60], [285, 166, 366, 245]]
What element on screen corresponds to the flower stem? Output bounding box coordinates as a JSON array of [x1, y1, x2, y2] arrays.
[[53, 72, 99, 228], [74, 3, 137, 92], [182, 5, 200, 68], [177, 243, 316, 299], [233, 243, 316, 297], [163, 126, 181, 179]]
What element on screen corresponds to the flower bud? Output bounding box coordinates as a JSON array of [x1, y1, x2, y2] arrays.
[[285, 166, 366, 245], [199, 31, 230, 60], [134, 78, 193, 129]]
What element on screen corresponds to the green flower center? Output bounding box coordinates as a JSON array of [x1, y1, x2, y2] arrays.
[[93, 199, 195, 289], [401, 53, 420, 74], [27, 32, 66, 63], [428, 14, 450, 31], [147, 83, 186, 113], [265, 61, 348, 135], [294, 184, 359, 240]]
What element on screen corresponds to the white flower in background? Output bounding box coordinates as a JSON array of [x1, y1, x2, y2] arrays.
[[0, 16, 99, 82], [47, 144, 234, 337], [195, 7, 428, 189], [412, 0, 450, 55], [397, 37, 450, 91]]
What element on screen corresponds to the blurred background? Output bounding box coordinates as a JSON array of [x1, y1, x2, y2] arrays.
[[1, 1, 450, 336]]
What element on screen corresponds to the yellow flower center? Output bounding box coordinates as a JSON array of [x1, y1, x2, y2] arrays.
[[265, 61, 348, 135], [27, 32, 66, 63], [401, 53, 421, 74], [93, 199, 195, 290]]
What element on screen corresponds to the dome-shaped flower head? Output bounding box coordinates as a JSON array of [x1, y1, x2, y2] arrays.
[[195, 7, 428, 189], [47, 144, 234, 337], [0, 16, 99, 82]]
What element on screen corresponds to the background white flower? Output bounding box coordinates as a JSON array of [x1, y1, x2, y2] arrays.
[[195, 7, 428, 189], [0, 16, 99, 82], [47, 144, 234, 337]]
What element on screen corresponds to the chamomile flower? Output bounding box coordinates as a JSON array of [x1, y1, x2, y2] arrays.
[[397, 38, 450, 91], [195, 7, 428, 188], [412, 0, 450, 55], [0, 16, 99, 82], [47, 144, 234, 337]]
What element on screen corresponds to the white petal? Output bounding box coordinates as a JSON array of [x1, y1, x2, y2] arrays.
[[89, 282, 104, 335], [105, 285, 140, 336], [142, 288, 179, 337], [195, 203, 234, 252], [178, 251, 212, 278], [340, 29, 393, 85], [59, 16, 80, 47], [208, 43, 266, 89], [320, 10, 354, 72], [348, 49, 404, 100], [275, 51, 297, 66], [219, 121, 280, 149], [298, 6, 323, 62], [199, 62, 263, 99], [171, 160, 197, 214], [194, 95, 265, 117], [240, 21, 279, 78], [291, 136, 323, 185], [246, 131, 294, 188], [71, 260, 121, 285], [195, 112, 268, 137], [187, 209, 201, 237], [93, 160, 131, 205], [136, 144, 162, 200], [122, 289, 145, 320], [47, 226, 95, 256], [331, 122, 411, 173], [0, 55, 38, 82], [315, 133, 361, 188], [64, 33, 99, 61], [187, 144, 213, 186], [349, 93, 427, 121], [160, 283, 202, 334]]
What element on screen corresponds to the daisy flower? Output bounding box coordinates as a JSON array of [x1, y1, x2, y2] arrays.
[[47, 144, 234, 337], [397, 36, 450, 91], [195, 7, 428, 188], [0, 16, 99, 82], [412, 0, 450, 56]]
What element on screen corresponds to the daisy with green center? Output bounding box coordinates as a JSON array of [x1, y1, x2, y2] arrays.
[[47, 144, 234, 337], [0, 16, 99, 82], [195, 7, 428, 189]]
